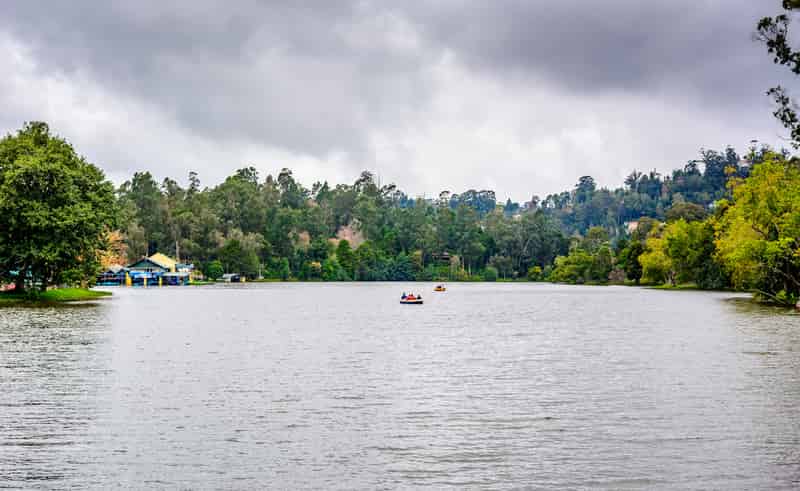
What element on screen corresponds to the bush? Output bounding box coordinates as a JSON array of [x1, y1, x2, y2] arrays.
[[527, 265, 543, 281], [204, 260, 224, 280], [322, 258, 349, 281], [307, 261, 322, 279], [482, 266, 499, 282]]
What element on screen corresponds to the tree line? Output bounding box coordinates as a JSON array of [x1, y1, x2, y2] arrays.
[[109, 130, 800, 307], [2, 2, 800, 303], [0, 122, 797, 305]]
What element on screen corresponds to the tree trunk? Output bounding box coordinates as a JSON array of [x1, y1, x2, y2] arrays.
[[14, 274, 24, 292]]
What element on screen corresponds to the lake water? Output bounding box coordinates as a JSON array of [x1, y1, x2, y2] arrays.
[[1, 283, 799, 489]]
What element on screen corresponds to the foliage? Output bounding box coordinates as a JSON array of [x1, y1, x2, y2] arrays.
[[617, 240, 645, 284], [322, 257, 348, 281], [715, 154, 800, 305], [112, 163, 575, 282], [757, 1, 800, 148], [549, 229, 614, 284], [639, 235, 674, 285], [540, 147, 752, 236], [204, 259, 224, 280], [665, 202, 707, 222], [218, 237, 260, 277], [335, 240, 355, 278], [0, 122, 118, 291], [482, 266, 498, 282], [65, 118, 785, 300], [527, 265, 543, 281]]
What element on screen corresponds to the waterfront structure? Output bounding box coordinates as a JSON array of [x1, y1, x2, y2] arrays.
[[128, 254, 175, 273], [97, 264, 126, 285], [97, 253, 192, 286]]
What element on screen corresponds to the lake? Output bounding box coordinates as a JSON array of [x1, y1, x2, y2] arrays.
[[1, 283, 799, 489]]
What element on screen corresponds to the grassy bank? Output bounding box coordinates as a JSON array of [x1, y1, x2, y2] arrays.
[[0, 288, 111, 304], [646, 283, 736, 292]]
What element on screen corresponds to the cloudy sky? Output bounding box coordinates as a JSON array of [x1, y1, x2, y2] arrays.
[[0, 1, 793, 201]]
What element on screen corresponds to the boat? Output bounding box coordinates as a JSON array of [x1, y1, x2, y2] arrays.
[[400, 294, 424, 305], [434, 284, 446, 292]]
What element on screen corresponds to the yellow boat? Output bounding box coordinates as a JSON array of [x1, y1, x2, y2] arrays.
[[434, 285, 446, 292]]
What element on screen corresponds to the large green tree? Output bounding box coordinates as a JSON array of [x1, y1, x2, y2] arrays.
[[0, 122, 117, 291], [715, 154, 800, 305]]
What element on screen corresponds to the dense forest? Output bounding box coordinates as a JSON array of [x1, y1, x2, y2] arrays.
[[1, 121, 797, 306], [110, 144, 796, 300]]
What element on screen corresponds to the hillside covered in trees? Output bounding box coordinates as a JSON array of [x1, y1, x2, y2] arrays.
[[112, 143, 797, 303], [1, 122, 795, 306]]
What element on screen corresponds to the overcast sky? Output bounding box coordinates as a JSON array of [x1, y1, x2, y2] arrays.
[[0, 1, 793, 201]]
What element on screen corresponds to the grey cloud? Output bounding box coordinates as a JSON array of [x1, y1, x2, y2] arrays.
[[0, 1, 438, 160], [0, 0, 793, 197], [398, 0, 782, 98]]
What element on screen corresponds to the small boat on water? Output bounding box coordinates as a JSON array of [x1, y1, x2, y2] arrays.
[[400, 293, 423, 305], [434, 284, 446, 292]]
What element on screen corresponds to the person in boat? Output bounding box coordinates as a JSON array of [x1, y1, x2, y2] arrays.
[[402, 292, 407, 299]]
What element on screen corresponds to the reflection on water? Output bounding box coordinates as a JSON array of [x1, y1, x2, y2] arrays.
[[0, 304, 112, 485], [1, 284, 799, 489], [726, 296, 800, 315]]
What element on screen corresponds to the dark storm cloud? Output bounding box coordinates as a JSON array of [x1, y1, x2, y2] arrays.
[[0, 1, 438, 159], [0, 0, 792, 196], [398, 0, 785, 102]]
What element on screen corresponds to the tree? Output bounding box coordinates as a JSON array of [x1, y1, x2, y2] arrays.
[[618, 240, 645, 284], [590, 244, 614, 282], [277, 168, 308, 208], [715, 154, 800, 305], [549, 249, 594, 284], [489, 255, 514, 279], [387, 253, 415, 281], [527, 265, 543, 281], [118, 171, 165, 254], [757, 1, 800, 148], [335, 240, 355, 278], [354, 241, 386, 281], [482, 266, 499, 282], [204, 260, 224, 280], [277, 257, 291, 280], [321, 257, 348, 281], [639, 236, 674, 285], [218, 236, 260, 277], [582, 226, 609, 253], [665, 202, 707, 222], [0, 122, 117, 291]]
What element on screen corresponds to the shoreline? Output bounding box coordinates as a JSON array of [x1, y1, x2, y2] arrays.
[[0, 288, 112, 305]]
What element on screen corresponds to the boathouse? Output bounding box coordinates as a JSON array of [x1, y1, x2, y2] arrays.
[[125, 253, 190, 286], [97, 264, 127, 285], [128, 253, 176, 273]]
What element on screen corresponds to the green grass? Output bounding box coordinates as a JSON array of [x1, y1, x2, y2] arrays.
[[645, 283, 737, 292], [0, 288, 111, 304], [647, 283, 701, 291]]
